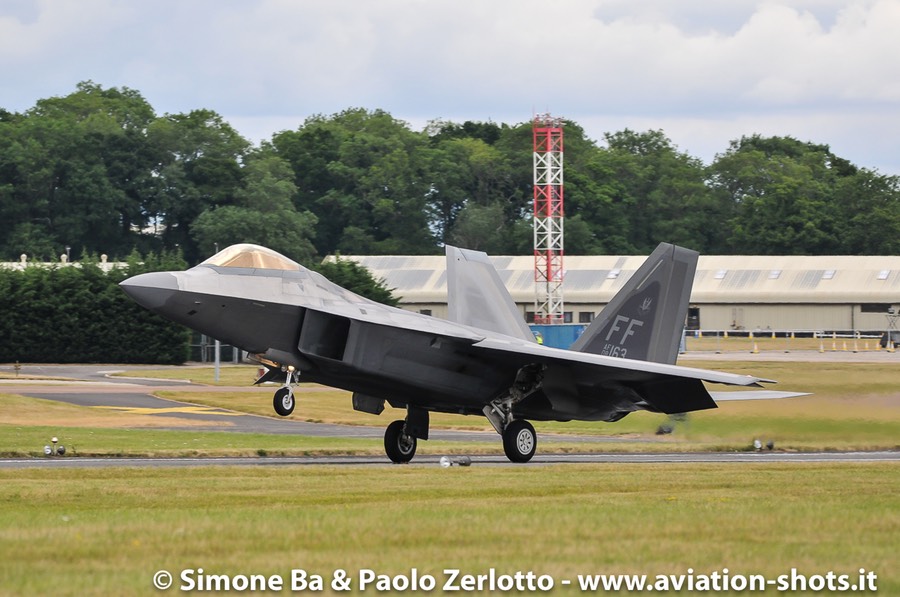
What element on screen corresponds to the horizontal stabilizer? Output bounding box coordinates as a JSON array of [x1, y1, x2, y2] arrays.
[[710, 391, 811, 402]]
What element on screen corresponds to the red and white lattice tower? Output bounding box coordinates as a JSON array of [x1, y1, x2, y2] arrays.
[[532, 114, 564, 324]]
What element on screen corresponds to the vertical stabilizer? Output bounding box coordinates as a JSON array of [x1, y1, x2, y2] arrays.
[[446, 246, 535, 342], [570, 243, 697, 364]]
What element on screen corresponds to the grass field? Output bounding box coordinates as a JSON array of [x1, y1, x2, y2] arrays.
[[2, 360, 888, 456], [2, 362, 898, 595], [151, 360, 900, 452], [1, 463, 897, 596]]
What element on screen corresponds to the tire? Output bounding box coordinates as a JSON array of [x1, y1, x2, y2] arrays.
[[273, 387, 295, 417], [502, 419, 536, 463], [384, 420, 417, 463]]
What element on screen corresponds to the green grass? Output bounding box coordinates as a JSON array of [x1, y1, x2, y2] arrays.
[[150, 360, 900, 452], [0, 463, 896, 596], [112, 364, 265, 386], [0, 424, 387, 458], [0, 362, 900, 455]]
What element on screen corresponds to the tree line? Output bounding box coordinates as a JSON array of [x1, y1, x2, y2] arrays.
[[2, 81, 898, 267]]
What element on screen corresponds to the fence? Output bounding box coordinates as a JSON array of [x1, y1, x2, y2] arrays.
[[528, 324, 897, 353]]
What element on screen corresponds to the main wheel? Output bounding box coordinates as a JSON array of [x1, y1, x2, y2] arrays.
[[384, 420, 417, 463], [273, 387, 295, 416], [502, 419, 536, 463]]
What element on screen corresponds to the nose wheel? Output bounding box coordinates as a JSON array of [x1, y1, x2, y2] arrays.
[[272, 368, 297, 417], [273, 387, 295, 416]]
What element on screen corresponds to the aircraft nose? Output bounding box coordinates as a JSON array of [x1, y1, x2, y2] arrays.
[[119, 272, 180, 310]]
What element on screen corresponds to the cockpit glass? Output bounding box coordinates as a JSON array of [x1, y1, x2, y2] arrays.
[[201, 244, 301, 270]]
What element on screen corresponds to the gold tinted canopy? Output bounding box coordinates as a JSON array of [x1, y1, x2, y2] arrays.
[[201, 244, 301, 270]]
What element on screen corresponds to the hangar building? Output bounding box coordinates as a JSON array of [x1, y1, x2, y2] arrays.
[[345, 253, 900, 334]]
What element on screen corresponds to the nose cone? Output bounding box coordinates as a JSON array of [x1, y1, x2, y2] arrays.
[[120, 272, 180, 311]]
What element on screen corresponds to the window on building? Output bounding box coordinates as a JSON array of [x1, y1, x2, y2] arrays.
[[419, 309, 432, 316], [579, 312, 594, 323], [563, 312, 573, 323], [822, 270, 836, 280], [714, 269, 727, 280], [861, 304, 892, 313], [525, 312, 536, 323], [877, 270, 890, 280]]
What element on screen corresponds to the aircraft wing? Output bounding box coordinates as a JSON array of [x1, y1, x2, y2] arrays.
[[468, 336, 774, 419], [709, 390, 810, 401]]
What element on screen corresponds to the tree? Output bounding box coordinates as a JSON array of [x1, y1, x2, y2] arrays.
[[273, 109, 436, 256], [832, 169, 900, 254], [0, 81, 159, 260], [191, 155, 318, 264], [145, 109, 250, 263], [314, 257, 400, 306], [708, 135, 847, 254]]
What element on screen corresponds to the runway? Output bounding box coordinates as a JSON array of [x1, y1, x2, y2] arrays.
[[2, 451, 897, 469]]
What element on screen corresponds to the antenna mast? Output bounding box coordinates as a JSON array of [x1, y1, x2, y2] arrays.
[[532, 114, 565, 324]]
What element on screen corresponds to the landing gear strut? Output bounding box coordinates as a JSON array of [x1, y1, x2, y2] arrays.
[[483, 364, 544, 463]]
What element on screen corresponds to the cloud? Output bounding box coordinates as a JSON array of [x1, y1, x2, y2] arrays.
[[2, 0, 898, 173]]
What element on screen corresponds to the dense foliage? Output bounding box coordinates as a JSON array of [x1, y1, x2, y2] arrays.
[[2, 82, 898, 265], [0, 251, 191, 364]]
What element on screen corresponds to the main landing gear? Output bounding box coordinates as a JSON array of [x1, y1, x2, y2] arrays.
[[384, 420, 417, 463], [383, 406, 429, 464], [381, 412, 537, 464], [501, 419, 537, 463], [381, 365, 543, 464]]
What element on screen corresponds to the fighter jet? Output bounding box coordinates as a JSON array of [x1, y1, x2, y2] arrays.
[[120, 242, 803, 463]]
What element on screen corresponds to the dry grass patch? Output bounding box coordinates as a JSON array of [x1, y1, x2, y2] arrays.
[[0, 393, 227, 429]]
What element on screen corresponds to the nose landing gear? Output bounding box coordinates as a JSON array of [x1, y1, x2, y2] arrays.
[[272, 368, 297, 417]]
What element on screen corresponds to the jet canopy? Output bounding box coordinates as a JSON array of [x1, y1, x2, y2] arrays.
[[201, 244, 301, 271]]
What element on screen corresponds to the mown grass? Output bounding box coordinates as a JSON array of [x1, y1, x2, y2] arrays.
[[0, 463, 896, 596], [111, 364, 265, 386], [0, 423, 389, 458]]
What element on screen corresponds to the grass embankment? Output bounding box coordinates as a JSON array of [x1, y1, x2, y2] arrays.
[[0, 464, 897, 596]]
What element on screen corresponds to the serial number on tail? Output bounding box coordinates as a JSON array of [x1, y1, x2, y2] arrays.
[[600, 344, 628, 358]]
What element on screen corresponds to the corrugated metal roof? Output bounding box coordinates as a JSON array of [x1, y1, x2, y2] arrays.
[[341, 253, 900, 304]]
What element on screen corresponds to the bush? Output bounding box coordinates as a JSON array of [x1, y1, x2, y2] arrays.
[[0, 252, 190, 364]]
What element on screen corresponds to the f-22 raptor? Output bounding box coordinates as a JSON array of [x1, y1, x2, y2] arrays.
[[121, 242, 802, 463]]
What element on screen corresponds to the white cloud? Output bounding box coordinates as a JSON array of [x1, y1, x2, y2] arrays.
[[2, 0, 898, 173]]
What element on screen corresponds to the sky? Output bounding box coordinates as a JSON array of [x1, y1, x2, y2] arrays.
[[3, 0, 899, 174]]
